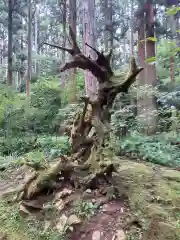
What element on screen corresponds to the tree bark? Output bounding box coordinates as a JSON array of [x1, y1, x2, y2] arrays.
[[7, 0, 13, 85], [82, 0, 98, 100], [26, 0, 32, 100], [145, 2, 157, 134], [136, 2, 157, 134], [68, 0, 77, 103]]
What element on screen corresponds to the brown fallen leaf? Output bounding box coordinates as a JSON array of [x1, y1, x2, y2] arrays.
[[67, 214, 81, 225]]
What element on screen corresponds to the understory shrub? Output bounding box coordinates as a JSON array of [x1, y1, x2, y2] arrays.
[[115, 131, 180, 168], [0, 135, 70, 158]]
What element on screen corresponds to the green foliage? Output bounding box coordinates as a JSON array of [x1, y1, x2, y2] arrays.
[[31, 79, 61, 114], [0, 200, 63, 240], [0, 135, 70, 157], [156, 39, 180, 80], [0, 78, 63, 135], [0, 136, 38, 156], [115, 132, 180, 168], [73, 200, 98, 219], [36, 135, 70, 159]]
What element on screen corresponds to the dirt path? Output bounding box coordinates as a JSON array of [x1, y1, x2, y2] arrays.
[[0, 158, 180, 240], [69, 201, 129, 240]]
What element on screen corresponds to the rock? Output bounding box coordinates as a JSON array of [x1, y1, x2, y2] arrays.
[[113, 230, 126, 240], [85, 189, 92, 194], [56, 214, 68, 233], [92, 230, 102, 240], [67, 214, 81, 225]]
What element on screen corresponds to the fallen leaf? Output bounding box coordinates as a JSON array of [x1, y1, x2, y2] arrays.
[[67, 214, 81, 225], [56, 214, 68, 233]]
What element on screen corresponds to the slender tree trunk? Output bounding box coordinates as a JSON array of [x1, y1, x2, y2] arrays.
[[104, 0, 113, 54], [27, 0, 32, 100], [130, 0, 134, 55], [168, 14, 176, 84], [7, 0, 13, 85], [34, 4, 39, 75], [61, 0, 67, 88], [104, 0, 108, 52], [20, 34, 24, 85]]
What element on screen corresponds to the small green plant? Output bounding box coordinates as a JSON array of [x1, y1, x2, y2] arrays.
[[73, 200, 98, 219]]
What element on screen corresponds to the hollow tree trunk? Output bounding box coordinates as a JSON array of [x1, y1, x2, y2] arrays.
[[21, 26, 143, 201]]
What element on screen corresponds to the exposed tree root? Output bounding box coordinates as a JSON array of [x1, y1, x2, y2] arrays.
[[19, 26, 143, 202]]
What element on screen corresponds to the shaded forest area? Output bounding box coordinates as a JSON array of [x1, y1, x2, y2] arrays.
[[0, 0, 180, 240]]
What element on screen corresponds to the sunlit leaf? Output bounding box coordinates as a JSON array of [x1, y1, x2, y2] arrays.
[[166, 6, 180, 16], [172, 47, 180, 54], [145, 56, 156, 64], [146, 37, 157, 42]]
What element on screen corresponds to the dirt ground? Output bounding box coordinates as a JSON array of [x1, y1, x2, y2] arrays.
[[0, 157, 180, 240]]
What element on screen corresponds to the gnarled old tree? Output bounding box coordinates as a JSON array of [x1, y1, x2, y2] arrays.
[[17, 27, 143, 202]]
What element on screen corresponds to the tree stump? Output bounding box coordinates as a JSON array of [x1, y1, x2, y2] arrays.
[[20, 26, 143, 200]]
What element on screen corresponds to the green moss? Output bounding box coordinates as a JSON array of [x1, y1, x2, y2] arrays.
[[115, 158, 180, 239], [0, 200, 62, 240]]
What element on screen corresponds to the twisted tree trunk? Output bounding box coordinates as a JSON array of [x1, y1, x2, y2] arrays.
[[19, 27, 143, 201]]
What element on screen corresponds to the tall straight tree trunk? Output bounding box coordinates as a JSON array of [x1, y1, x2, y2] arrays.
[[7, 0, 13, 85], [68, 0, 77, 102], [104, 0, 108, 52], [104, 0, 113, 54], [145, 2, 157, 134], [34, 4, 39, 75], [27, 0, 32, 100], [82, 0, 97, 100], [130, 0, 134, 55], [137, 15, 146, 127]]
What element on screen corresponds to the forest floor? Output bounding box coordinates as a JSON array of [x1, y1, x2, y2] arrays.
[[0, 157, 180, 240]]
